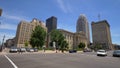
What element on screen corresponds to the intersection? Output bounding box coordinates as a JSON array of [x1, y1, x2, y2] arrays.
[[0, 52, 120, 68]]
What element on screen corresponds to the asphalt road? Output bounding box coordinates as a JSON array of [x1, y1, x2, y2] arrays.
[[0, 52, 120, 68]]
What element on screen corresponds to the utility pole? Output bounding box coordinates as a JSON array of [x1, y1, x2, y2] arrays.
[[1, 35, 5, 52], [0, 8, 2, 25], [98, 13, 101, 21], [0, 8, 2, 16]]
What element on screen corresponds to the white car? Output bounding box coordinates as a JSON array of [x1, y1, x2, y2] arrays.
[[97, 50, 107, 56], [9, 48, 18, 53]]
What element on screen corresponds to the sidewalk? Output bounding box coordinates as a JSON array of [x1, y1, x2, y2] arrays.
[[0, 49, 83, 55]]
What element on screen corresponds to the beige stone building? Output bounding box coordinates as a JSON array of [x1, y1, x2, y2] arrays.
[[91, 20, 112, 49], [58, 29, 87, 49], [74, 32, 88, 49], [15, 18, 47, 47]]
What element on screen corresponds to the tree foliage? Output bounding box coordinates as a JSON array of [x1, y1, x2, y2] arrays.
[[24, 41, 29, 47], [78, 42, 86, 50], [30, 25, 46, 48], [50, 29, 68, 52], [93, 43, 102, 51]]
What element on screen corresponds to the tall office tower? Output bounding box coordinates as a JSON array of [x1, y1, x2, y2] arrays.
[[46, 16, 57, 33], [91, 20, 112, 49], [15, 18, 47, 47], [76, 14, 90, 45]]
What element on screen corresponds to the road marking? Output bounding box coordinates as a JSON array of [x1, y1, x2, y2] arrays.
[[4, 55, 18, 68]]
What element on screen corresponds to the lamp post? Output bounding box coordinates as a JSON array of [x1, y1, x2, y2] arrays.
[[1, 35, 5, 51], [0, 8, 2, 16], [0, 8, 2, 52]]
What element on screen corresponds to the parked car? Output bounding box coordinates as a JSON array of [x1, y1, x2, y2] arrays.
[[19, 48, 26, 52], [9, 48, 18, 53], [97, 50, 107, 56], [83, 48, 92, 52], [33, 48, 38, 52], [69, 50, 77, 53], [29, 48, 34, 52], [113, 50, 120, 57]]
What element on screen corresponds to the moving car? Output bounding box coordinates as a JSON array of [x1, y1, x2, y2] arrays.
[[113, 50, 120, 57], [97, 50, 107, 56]]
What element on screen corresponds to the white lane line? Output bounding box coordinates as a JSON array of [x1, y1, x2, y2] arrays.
[[4, 55, 18, 68]]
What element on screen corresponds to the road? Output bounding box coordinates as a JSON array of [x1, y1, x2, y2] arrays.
[[0, 52, 120, 68]]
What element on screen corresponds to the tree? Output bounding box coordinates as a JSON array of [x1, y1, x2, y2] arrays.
[[30, 25, 46, 48], [60, 40, 68, 53], [24, 41, 29, 48], [93, 43, 102, 51], [50, 29, 68, 53], [78, 42, 86, 50]]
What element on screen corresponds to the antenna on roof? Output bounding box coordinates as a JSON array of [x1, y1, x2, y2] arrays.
[[98, 13, 101, 21]]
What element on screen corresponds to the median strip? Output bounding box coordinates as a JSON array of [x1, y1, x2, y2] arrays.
[[4, 55, 18, 68]]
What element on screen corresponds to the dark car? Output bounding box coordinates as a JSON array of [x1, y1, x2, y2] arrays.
[[33, 48, 38, 52], [113, 50, 120, 57], [69, 50, 77, 53]]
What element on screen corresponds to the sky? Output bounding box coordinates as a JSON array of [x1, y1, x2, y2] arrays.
[[0, 0, 120, 45]]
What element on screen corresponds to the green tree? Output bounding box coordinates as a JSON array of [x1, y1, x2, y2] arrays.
[[93, 43, 102, 51], [30, 25, 46, 48], [50, 29, 68, 52], [24, 41, 29, 47], [60, 40, 68, 53], [78, 42, 86, 50]]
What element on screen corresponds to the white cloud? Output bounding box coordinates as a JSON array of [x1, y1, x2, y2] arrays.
[[56, 0, 73, 13], [0, 23, 17, 30], [2, 12, 30, 22]]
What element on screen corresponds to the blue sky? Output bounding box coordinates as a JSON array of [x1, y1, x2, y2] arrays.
[[0, 0, 120, 45]]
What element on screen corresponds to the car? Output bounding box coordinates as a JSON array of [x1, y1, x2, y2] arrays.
[[29, 48, 34, 52], [83, 48, 92, 52], [113, 50, 120, 57], [33, 48, 38, 52], [69, 50, 77, 53], [19, 48, 26, 52], [97, 50, 107, 56], [9, 48, 18, 53]]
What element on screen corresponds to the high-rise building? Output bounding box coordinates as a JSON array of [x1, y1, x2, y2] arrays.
[[15, 18, 47, 47], [91, 20, 112, 49], [46, 16, 57, 33], [76, 14, 90, 45]]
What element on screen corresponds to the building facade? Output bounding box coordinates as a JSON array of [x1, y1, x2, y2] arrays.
[[74, 32, 88, 49], [46, 16, 57, 33], [5, 38, 15, 48], [76, 14, 90, 45], [15, 18, 47, 47], [58, 29, 87, 49], [91, 20, 112, 49]]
